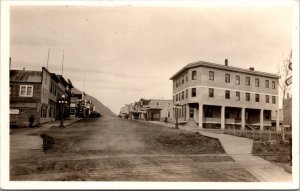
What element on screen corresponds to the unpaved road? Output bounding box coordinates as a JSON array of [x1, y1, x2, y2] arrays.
[[10, 117, 258, 181]]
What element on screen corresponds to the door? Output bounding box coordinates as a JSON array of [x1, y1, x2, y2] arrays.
[[190, 107, 194, 118]]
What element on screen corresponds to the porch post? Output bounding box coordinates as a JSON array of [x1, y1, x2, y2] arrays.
[[241, 107, 245, 130], [186, 104, 190, 121], [198, 103, 203, 128], [260, 109, 264, 131], [276, 109, 280, 132], [221, 106, 225, 130]]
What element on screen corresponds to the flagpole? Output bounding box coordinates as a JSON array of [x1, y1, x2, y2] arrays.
[[46, 48, 50, 70], [61, 49, 64, 75]]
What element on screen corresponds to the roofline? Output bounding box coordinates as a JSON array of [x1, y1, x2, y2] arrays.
[[169, 61, 280, 80]]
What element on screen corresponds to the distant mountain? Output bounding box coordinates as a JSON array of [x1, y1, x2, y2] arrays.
[[71, 86, 116, 117]]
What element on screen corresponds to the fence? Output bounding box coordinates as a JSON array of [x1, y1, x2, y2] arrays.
[[224, 126, 291, 142]]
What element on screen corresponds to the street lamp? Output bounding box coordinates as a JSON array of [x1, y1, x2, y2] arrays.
[[173, 101, 181, 129], [58, 94, 67, 128]]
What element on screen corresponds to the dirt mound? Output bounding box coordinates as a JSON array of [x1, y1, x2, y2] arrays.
[[156, 132, 225, 154]]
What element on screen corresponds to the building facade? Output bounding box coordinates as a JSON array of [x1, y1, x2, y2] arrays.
[[10, 67, 72, 127], [170, 60, 280, 131]]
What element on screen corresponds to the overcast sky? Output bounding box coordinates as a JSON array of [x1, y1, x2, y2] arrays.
[[10, 4, 293, 114]]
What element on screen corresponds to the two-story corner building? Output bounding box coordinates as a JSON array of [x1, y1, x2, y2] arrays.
[[10, 67, 72, 127], [170, 60, 280, 131], [147, 99, 173, 121]]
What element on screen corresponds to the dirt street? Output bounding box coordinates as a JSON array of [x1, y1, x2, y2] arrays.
[[10, 117, 258, 181]]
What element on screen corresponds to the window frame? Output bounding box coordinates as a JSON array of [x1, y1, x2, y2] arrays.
[[272, 96, 276, 104], [255, 78, 260, 87], [265, 80, 269, 88], [225, 90, 230, 99], [191, 88, 197, 97], [255, 94, 260, 102], [236, 91, 240, 101], [192, 70, 197, 80], [225, 73, 230, 83], [272, 81, 276, 89], [19, 85, 34, 97], [209, 88, 214, 98], [245, 77, 250, 86], [246, 93, 250, 101], [236, 75, 240, 85], [209, 71, 214, 81], [265, 95, 269, 103]]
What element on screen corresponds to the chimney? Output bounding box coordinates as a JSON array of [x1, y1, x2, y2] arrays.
[[225, 59, 228, 66], [249, 67, 254, 71]]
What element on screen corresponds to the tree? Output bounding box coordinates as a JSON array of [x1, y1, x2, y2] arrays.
[[277, 50, 292, 141]]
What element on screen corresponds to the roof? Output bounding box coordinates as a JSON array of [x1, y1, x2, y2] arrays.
[[170, 61, 280, 80], [10, 70, 42, 83]]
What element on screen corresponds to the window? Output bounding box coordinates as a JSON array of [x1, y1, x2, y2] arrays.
[[255, 78, 260, 87], [181, 91, 184, 100], [225, 90, 230, 99], [182, 76, 184, 85], [209, 71, 214, 80], [176, 81, 178, 88], [265, 80, 269, 88], [19, 85, 33, 97], [225, 74, 230, 83], [236, 75, 240, 85], [246, 93, 250, 101], [272, 96, 276, 104], [186, 73, 188, 82], [266, 95, 269, 103], [186, 89, 188, 98], [209, 88, 214, 97], [192, 70, 197, 80], [236, 91, 240, 101], [176, 94, 178, 102], [272, 81, 276, 89], [173, 96, 175, 103], [255, 94, 260, 102], [246, 77, 250, 86], [192, 88, 196, 97]]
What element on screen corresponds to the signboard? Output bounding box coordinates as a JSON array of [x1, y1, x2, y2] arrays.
[[10, 109, 19, 114], [285, 76, 292, 86]]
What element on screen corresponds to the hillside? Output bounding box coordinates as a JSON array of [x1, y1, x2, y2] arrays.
[[71, 87, 116, 117]]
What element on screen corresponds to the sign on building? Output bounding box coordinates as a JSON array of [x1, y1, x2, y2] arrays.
[[10, 109, 20, 114]]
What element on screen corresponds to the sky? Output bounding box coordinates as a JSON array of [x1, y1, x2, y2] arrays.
[[10, 4, 293, 114]]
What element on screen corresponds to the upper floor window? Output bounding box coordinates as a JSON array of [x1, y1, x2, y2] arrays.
[[255, 78, 260, 87], [272, 96, 276, 104], [246, 77, 250, 86], [265, 95, 269, 103], [225, 90, 230, 99], [209, 71, 214, 80], [176, 94, 178, 102], [265, 80, 269, 88], [236, 75, 240, 85], [186, 73, 188, 82], [182, 76, 184, 85], [176, 81, 178, 88], [192, 88, 196, 97], [19, 85, 33, 97], [186, 89, 188, 98], [246, 93, 250, 101], [181, 91, 184, 100], [192, 71, 197, 80], [236, 91, 240, 101], [225, 74, 230, 83], [255, 94, 260, 102], [272, 81, 276, 89], [209, 88, 214, 97]]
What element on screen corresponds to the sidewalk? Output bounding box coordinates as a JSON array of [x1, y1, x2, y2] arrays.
[[148, 120, 292, 182], [10, 117, 82, 136]]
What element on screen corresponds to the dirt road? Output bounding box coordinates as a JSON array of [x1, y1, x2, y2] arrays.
[[10, 117, 258, 181]]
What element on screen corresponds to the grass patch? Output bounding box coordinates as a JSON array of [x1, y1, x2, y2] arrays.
[[156, 132, 225, 154]]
